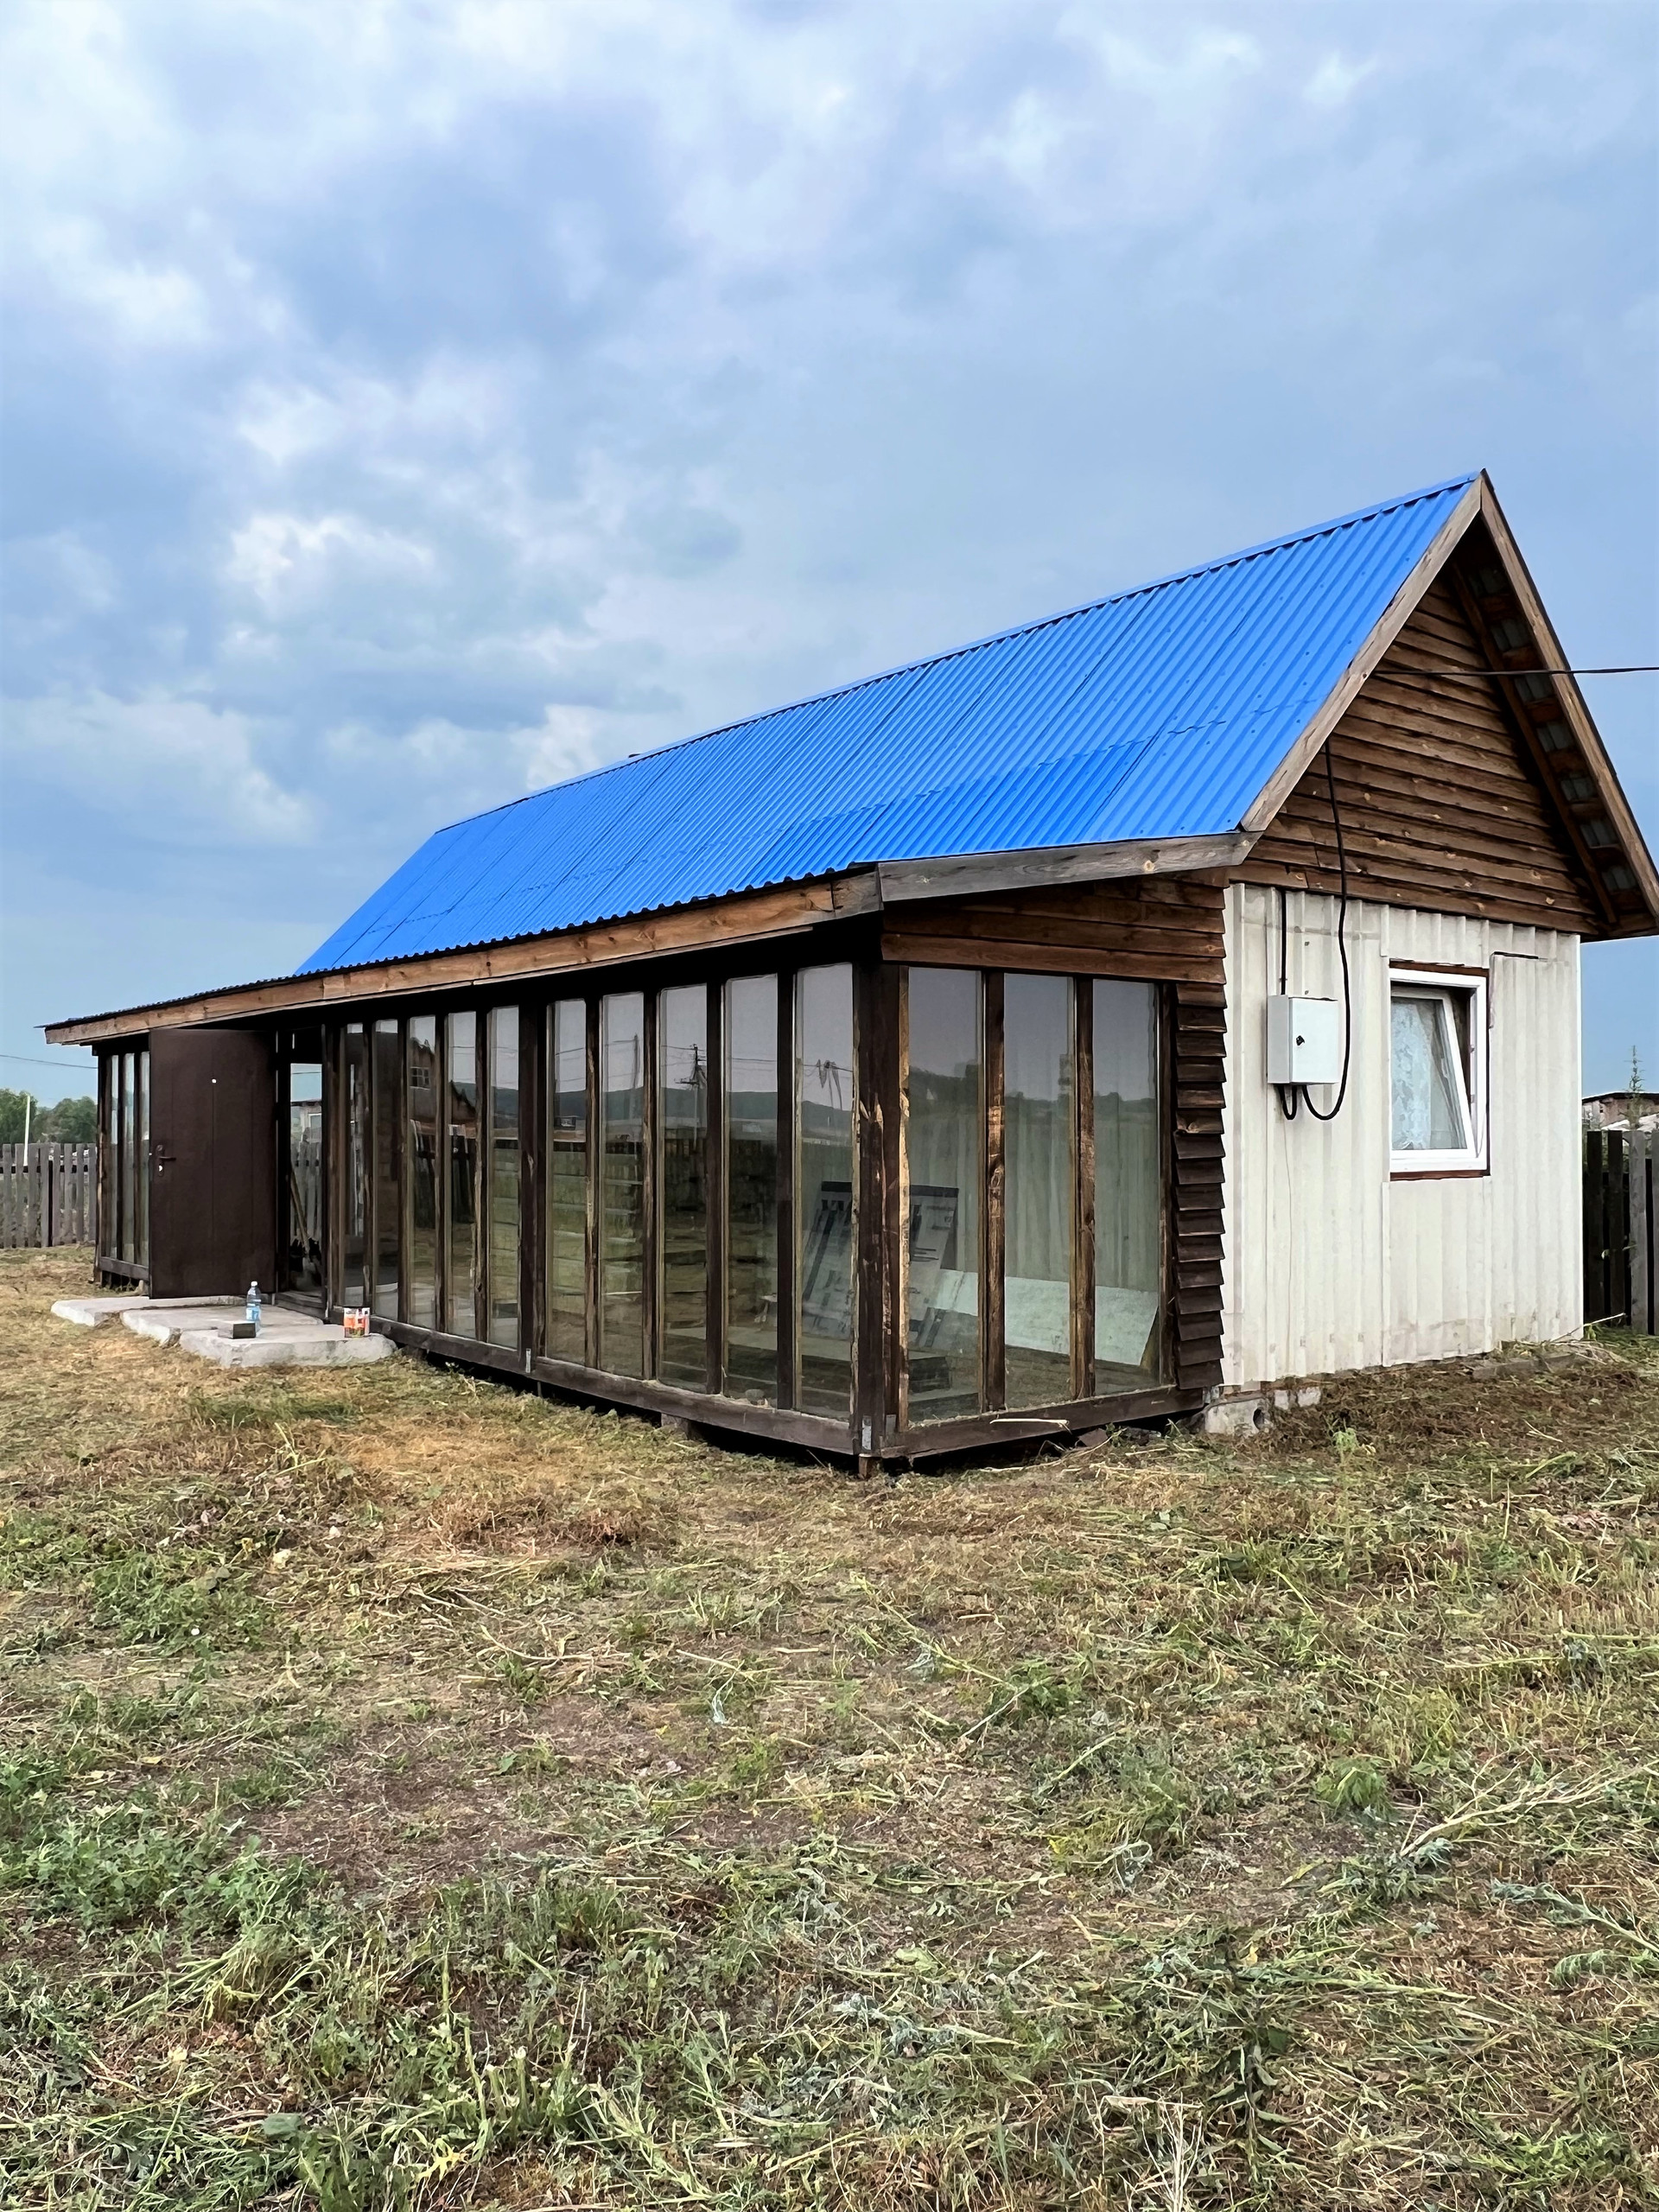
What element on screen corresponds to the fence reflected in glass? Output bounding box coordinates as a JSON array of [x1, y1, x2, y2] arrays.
[[547, 1001, 588, 1363], [286, 1060, 323, 1297], [601, 995, 645, 1376], [904, 968, 982, 1420], [724, 976, 778, 1404], [372, 1023, 400, 1320], [659, 985, 709, 1389], [487, 1008, 520, 1350], [406, 1017, 438, 1329], [796, 965, 854, 1416]]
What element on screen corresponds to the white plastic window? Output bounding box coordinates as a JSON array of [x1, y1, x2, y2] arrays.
[[1389, 970, 1487, 1173]]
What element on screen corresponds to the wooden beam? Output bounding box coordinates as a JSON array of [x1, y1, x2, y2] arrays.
[[43, 877, 883, 1046], [876, 835, 1249, 903], [983, 969, 1006, 1413]]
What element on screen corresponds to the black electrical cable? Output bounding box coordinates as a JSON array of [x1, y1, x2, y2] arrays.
[[1421, 664, 1659, 680], [1274, 885, 1298, 1120], [1298, 743, 1352, 1122]]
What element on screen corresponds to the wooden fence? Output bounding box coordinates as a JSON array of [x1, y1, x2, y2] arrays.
[[1585, 1126, 1656, 1336], [0, 1143, 97, 1249]]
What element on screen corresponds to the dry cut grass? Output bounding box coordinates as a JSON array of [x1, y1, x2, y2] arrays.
[[3, 1247, 1659, 2210]]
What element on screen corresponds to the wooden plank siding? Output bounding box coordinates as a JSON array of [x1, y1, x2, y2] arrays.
[[1234, 577, 1602, 933], [881, 874, 1227, 1398]]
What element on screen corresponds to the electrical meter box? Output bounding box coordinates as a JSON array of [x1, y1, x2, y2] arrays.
[[1265, 995, 1342, 1086]]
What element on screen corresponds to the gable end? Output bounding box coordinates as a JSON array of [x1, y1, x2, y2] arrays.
[[1235, 569, 1613, 935]]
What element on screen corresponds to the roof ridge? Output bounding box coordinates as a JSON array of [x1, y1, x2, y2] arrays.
[[385, 470, 1484, 841]]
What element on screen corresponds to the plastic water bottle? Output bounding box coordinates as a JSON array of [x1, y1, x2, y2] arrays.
[[245, 1281, 262, 1334]]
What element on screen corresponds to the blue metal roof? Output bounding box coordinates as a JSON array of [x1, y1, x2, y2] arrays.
[[300, 474, 1476, 973]]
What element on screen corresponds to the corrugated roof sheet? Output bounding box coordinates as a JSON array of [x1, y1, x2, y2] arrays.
[[300, 474, 1476, 973]]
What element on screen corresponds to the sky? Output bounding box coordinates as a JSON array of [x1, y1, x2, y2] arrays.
[[3, 0, 1656, 1103]]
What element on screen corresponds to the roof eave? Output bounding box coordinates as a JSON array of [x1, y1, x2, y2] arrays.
[[41, 835, 1251, 1046], [1471, 476, 1659, 936]]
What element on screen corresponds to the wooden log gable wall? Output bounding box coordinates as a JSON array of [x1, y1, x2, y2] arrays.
[[1235, 525, 1612, 936]]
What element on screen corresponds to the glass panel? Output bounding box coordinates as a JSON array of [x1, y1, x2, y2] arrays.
[[135, 1052, 149, 1266], [407, 1018, 438, 1328], [658, 985, 709, 1389], [445, 1011, 480, 1336], [287, 1062, 324, 1296], [1391, 992, 1470, 1153], [905, 968, 982, 1421], [547, 1000, 588, 1363], [119, 1053, 135, 1261], [372, 1023, 401, 1319], [1004, 974, 1074, 1409], [724, 976, 778, 1404], [600, 995, 645, 1376], [797, 964, 855, 1418], [341, 1026, 369, 1307], [1094, 980, 1161, 1384], [487, 1007, 520, 1350]]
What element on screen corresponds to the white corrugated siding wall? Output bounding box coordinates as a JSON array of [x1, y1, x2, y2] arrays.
[[1222, 882, 1580, 1388]]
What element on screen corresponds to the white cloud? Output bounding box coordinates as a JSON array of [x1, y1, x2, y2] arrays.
[[4, 691, 314, 845], [226, 512, 437, 614], [1305, 51, 1377, 110], [0, 0, 1652, 1080]]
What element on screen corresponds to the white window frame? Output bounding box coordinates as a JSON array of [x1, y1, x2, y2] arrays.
[[1389, 968, 1488, 1177]]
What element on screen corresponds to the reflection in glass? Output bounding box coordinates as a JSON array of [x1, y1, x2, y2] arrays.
[[372, 1022, 401, 1319], [905, 968, 982, 1420], [120, 1053, 136, 1262], [600, 995, 645, 1376], [407, 1017, 438, 1328], [547, 1001, 588, 1363], [724, 976, 778, 1403], [658, 986, 708, 1389], [135, 1051, 149, 1266], [1093, 979, 1161, 1383], [796, 965, 855, 1417], [1004, 974, 1074, 1408], [287, 1061, 324, 1296], [445, 1012, 479, 1336], [487, 1007, 520, 1349], [342, 1026, 369, 1307]]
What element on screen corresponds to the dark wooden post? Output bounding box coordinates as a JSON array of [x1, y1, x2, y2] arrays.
[[854, 959, 899, 1474], [641, 988, 659, 1379], [776, 968, 797, 1410], [584, 997, 601, 1368], [706, 982, 726, 1396], [1072, 976, 1096, 1402], [519, 1001, 543, 1362], [983, 969, 1006, 1413]]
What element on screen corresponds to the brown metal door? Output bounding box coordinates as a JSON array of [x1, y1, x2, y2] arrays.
[[148, 1029, 277, 1299]]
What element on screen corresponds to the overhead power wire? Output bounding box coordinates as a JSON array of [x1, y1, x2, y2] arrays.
[[1428, 664, 1658, 679]]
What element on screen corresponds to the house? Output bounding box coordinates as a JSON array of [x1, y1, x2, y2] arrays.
[[1583, 1092, 1658, 1131], [46, 472, 1659, 1464]]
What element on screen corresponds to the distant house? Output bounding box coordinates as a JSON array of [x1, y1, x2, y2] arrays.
[[1584, 1092, 1659, 1130], [48, 473, 1659, 1461]]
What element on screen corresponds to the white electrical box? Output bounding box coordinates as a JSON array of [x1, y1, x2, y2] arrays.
[[1266, 995, 1342, 1086]]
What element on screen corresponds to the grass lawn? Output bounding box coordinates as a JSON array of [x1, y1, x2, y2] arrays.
[[3, 1248, 1658, 2209]]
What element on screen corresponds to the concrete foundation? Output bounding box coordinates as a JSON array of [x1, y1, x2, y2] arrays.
[[53, 1295, 393, 1370]]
